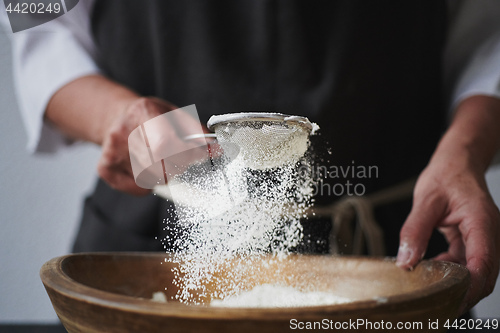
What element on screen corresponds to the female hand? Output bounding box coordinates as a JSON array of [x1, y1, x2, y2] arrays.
[[397, 95, 500, 313]]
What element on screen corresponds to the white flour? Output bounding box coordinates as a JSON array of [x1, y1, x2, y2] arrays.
[[210, 284, 351, 308], [151, 291, 167, 303], [215, 123, 310, 170], [160, 119, 319, 305]]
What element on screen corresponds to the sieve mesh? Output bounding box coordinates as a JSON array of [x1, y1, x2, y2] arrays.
[[208, 113, 314, 170]]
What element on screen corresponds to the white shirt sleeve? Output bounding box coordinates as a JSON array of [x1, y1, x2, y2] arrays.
[[444, 0, 500, 111], [1, 0, 98, 153], [444, 0, 500, 165]]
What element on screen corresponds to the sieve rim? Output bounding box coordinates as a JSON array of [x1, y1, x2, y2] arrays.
[[207, 112, 313, 132]]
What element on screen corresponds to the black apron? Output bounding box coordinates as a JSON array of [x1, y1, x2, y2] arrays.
[[73, 0, 447, 256]]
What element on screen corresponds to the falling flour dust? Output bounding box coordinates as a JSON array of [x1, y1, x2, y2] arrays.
[[157, 119, 347, 307]]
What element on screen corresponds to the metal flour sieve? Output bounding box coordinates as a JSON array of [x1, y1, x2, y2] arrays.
[[207, 112, 315, 170]]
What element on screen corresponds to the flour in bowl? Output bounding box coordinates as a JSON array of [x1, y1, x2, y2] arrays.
[[210, 284, 351, 308]]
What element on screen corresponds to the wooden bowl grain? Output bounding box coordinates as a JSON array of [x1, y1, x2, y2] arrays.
[[40, 252, 469, 333]]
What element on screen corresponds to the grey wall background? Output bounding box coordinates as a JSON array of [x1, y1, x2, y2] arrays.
[[1, 27, 499, 323], [0, 28, 100, 322]]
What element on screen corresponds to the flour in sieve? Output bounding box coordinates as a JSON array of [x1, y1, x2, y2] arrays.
[[215, 122, 311, 170]]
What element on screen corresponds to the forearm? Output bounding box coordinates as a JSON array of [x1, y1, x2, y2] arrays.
[[431, 95, 500, 176], [45, 74, 139, 145]]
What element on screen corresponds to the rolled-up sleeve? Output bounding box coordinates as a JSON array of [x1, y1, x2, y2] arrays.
[[445, 0, 500, 111], [1, 0, 99, 153], [451, 32, 500, 108]]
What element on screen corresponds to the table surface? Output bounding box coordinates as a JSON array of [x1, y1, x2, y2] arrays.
[[0, 325, 66, 333]]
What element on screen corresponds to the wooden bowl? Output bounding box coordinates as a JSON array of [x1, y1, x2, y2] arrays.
[[40, 252, 469, 333]]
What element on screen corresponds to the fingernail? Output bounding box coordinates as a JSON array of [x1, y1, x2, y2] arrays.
[[396, 243, 412, 269]]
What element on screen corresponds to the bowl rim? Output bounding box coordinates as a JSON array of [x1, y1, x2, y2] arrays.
[[40, 252, 470, 320]]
